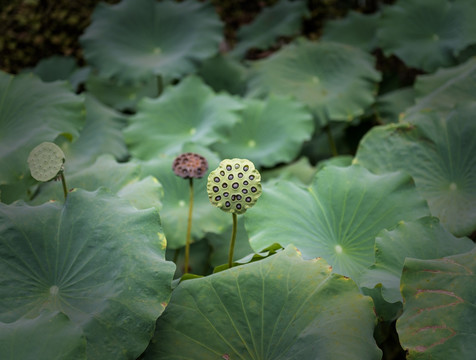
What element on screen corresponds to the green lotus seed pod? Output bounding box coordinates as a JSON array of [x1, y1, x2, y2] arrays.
[[27, 142, 65, 182], [207, 158, 262, 215]]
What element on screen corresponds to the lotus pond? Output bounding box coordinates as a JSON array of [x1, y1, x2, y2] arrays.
[[0, 0, 475, 359]]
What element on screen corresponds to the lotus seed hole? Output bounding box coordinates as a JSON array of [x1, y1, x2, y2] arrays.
[[242, 189, 248, 194], [251, 187, 257, 192], [225, 201, 230, 207], [238, 173, 243, 178], [50, 285, 59, 296], [215, 196, 221, 201], [220, 171, 225, 176], [245, 197, 251, 202], [243, 165, 249, 171], [243, 180, 249, 185], [335, 245, 343, 254], [235, 164, 240, 169], [232, 182, 239, 189], [236, 195, 242, 200], [213, 186, 219, 192], [236, 204, 242, 209], [223, 192, 229, 197], [228, 174, 234, 180], [214, 177, 220, 182], [249, 175, 255, 180], [222, 183, 228, 188], [226, 165, 232, 171], [449, 182, 457, 191]]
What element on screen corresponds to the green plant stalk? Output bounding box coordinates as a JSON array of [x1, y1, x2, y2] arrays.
[[184, 178, 194, 273], [325, 125, 338, 157], [228, 212, 238, 269], [60, 172, 68, 200]]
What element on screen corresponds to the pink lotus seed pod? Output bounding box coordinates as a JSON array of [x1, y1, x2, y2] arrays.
[[207, 158, 262, 215], [172, 152, 208, 179]]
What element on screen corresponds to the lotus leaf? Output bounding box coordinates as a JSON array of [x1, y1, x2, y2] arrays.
[[377, 0, 476, 72], [31, 55, 89, 91], [30, 155, 163, 211], [230, 0, 309, 59], [0, 311, 86, 360], [124, 76, 242, 159], [355, 104, 476, 236], [374, 87, 416, 124], [0, 71, 84, 197], [86, 72, 159, 111], [246, 39, 381, 123], [213, 95, 314, 168], [406, 57, 476, 116], [197, 53, 248, 95], [245, 165, 430, 280], [397, 249, 476, 359], [59, 94, 128, 169], [360, 217, 475, 304], [80, 0, 223, 84], [322, 10, 380, 52], [144, 246, 381, 360], [0, 188, 175, 359]]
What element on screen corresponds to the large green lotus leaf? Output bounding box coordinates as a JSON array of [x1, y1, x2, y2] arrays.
[[144, 246, 381, 360], [197, 53, 248, 95], [124, 76, 242, 159], [212, 95, 314, 167], [360, 217, 475, 304], [261, 157, 317, 185], [137, 143, 229, 249], [31, 155, 163, 211], [230, 0, 309, 59], [80, 0, 223, 84], [246, 39, 381, 123], [396, 249, 476, 359], [321, 10, 380, 52], [377, 0, 476, 72], [0, 71, 84, 192], [355, 104, 476, 236], [58, 94, 128, 169], [0, 188, 175, 359], [245, 165, 430, 280], [29, 55, 90, 92], [0, 311, 86, 360], [405, 57, 476, 116], [374, 87, 416, 124], [86, 72, 159, 112]]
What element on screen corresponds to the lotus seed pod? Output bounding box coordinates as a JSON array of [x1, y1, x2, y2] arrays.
[[207, 158, 262, 215], [27, 142, 65, 182], [172, 152, 209, 179]]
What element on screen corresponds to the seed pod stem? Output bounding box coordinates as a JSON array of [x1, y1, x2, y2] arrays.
[[184, 178, 194, 274], [228, 212, 238, 269], [60, 171, 68, 200]]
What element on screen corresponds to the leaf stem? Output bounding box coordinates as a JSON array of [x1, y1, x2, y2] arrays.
[[228, 212, 238, 269], [184, 178, 194, 274], [60, 172, 68, 200], [324, 125, 338, 157]]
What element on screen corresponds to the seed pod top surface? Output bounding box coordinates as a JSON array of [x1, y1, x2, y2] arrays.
[[27, 142, 65, 182], [172, 152, 209, 179], [207, 158, 262, 215]]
